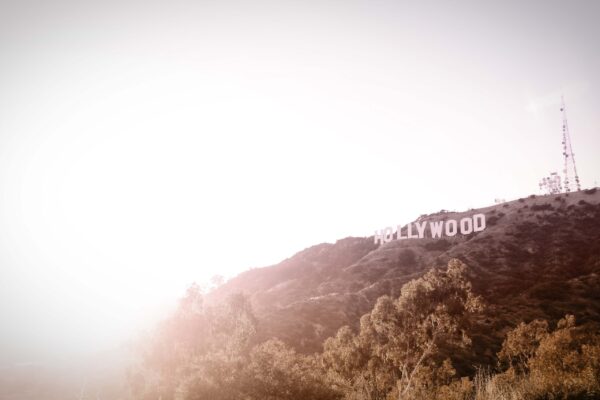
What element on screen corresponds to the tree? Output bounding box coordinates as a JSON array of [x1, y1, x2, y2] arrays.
[[128, 283, 210, 400], [323, 323, 396, 400], [497, 318, 549, 374], [323, 259, 483, 400], [174, 292, 258, 400], [242, 339, 341, 400], [129, 287, 258, 400], [494, 314, 600, 399]]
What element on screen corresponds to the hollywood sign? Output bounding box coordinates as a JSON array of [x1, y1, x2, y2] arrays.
[[375, 213, 487, 245]]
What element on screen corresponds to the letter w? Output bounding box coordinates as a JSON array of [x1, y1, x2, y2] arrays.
[[429, 221, 443, 238]]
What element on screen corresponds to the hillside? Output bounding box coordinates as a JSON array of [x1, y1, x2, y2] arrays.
[[208, 188, 600, 366]]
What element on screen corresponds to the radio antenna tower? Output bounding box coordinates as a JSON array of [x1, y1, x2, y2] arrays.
[[560, 96, 581, 192]]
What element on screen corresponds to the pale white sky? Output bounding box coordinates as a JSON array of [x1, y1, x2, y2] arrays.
[[0, 0, 599, 364]]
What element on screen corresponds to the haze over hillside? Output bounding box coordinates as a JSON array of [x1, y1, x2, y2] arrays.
[[2, 188, 599, 399], [209, 188, 600, 363], [2, 2, 600, 385]]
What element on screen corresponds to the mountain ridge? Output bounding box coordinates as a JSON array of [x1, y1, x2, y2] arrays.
[[208, 189, 600, 363]]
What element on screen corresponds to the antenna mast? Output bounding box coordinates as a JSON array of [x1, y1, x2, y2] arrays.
[[560, 96, 581, 192]]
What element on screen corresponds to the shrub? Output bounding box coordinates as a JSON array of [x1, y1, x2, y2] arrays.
[[424, 239, 452, 252], [530, 203, 554, 211], [398, 248, 417, 266], [487, 216, 499, 226], [529, 281, 568, 301], [492, 315, 600, 400]]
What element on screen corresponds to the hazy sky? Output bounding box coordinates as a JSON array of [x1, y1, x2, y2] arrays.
[[1, 0, 599, 364]]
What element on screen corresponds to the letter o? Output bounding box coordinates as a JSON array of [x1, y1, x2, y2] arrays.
[[445, 220, 457, 237], [460, 217, 473, 234], [473, 213, 486, 232]]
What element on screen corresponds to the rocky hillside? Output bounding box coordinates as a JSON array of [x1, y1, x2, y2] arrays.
[[208, 188, 600, 366]]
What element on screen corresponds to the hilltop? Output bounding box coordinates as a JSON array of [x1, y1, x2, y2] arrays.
[[209, 188, 600, 366]]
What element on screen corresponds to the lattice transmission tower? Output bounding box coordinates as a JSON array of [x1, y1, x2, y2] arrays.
[[560, 96, 581, 192]]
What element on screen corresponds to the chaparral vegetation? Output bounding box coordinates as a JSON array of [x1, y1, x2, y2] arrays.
[[129, 259, 600, 400], [127, 191, 600, 400]]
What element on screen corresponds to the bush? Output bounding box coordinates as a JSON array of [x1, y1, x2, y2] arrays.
[[424, 239, 452, 252], [398, 248, 417, 266], [487, 216, 499, 226], [528, 281, 568, 301], [492, 315, 600, 400], [530, 203, 554, 211]]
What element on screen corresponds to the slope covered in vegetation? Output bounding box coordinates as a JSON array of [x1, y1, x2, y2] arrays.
[[208, 189, 600, 359], [129, 188, 600, 399], [131, 259, 600, 400]]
